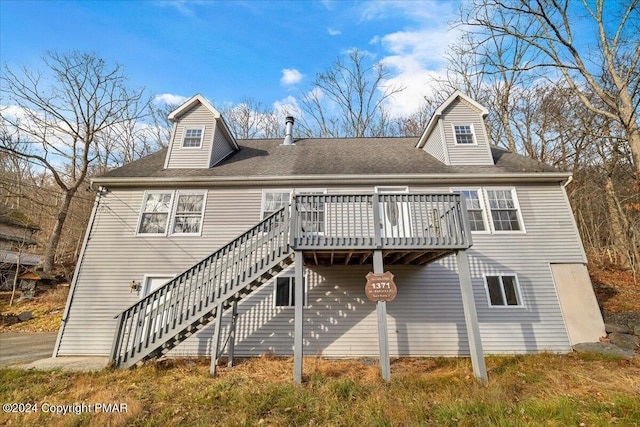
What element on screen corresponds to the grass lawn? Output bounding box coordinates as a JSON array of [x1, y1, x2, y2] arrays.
[[1, 353, 639, 426]]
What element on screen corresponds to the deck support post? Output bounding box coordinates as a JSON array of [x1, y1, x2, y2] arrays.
[[227, 298, 239, 368], [373, 250, 391, 381], [456, 250, 488, 383], [209, 305, 225, 376], [293, 251, 305, 383]]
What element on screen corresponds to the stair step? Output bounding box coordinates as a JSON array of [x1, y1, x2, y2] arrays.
[[114, 253, 294, 368]]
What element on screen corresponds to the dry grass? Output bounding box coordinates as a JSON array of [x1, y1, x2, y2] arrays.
[[1, 353, 639, 426], [0, 286, 68, 333]]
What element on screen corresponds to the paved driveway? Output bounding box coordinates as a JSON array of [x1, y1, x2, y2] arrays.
[[0, 333, 58, 366]]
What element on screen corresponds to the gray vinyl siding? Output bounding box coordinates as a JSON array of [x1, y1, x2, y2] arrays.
[[57, 182, 579, 356], [56, 187, 264, 355], [422, 119, 447, 163], [165, 103, 216, 169], [209, 122, 235, 167], [441, 99, 494, 166]]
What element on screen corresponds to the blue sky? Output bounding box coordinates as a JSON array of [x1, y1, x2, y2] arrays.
[[1, 0, 461, 117]]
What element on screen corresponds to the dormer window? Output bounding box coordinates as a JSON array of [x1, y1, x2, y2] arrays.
[[183, 128, 203, 148], [454, 125, 475, 144]]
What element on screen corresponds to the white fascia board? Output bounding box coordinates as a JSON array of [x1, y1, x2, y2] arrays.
[[416, 90, 489, 149], [168, 93, 221, 122], [93, 172, 572, 188], [416, 113, 440, 149]]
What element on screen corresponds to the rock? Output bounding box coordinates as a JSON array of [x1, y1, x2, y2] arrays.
[[573, 342, 638, 358], [631, 322, 640, 336], [605, 323, 631, 334], [608, 332, 640, 350], [0, 315, 19, 326], [17, 311, 32, 322]]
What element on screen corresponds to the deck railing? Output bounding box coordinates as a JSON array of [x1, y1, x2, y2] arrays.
[[290, 193, 472, 250]]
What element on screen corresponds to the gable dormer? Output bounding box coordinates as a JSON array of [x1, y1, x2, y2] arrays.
[[164, 94, 239, 169], [416, 91, 494, 166]]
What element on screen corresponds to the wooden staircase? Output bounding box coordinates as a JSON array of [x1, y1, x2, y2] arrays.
[[109, 208, 292, 368]]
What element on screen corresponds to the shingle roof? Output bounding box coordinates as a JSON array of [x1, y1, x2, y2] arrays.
[[99, 137, 559, 180]]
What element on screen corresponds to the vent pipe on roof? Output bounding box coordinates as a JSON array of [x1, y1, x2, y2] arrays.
[[282, 116, 295, 145]]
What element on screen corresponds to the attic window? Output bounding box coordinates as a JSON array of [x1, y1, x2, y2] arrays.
[[183, 128, 203, 148], [454, 125, 475, 144]]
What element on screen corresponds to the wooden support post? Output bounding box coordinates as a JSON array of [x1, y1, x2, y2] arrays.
[[456, 250, 488, 383], [373, 250, 391, 381], [227, 298, 238, 368], [209, 305, 224, 376], [293, 251, 304, 383]]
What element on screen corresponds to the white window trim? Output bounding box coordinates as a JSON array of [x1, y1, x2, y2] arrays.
[[261, 189, 292, 219], [136, 190, 207, 237], [169, 190, 207, 236], [452, 123, 477, 145], [273, 271, 307, 308], [136, 190, 175, 237], [182, 127, 205, 149], [483, 273, 524, 308], [375, 186, 409, 194], [294, 188, 327, 236], [483, 187, 526, 234], [451, 188, 490, 234]]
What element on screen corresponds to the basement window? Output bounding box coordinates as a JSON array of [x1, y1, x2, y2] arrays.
[[274, 275, 305, 307], [485, 275, 522, 306]]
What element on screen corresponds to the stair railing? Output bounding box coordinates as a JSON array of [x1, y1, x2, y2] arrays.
[[110, 207, 290, 367]]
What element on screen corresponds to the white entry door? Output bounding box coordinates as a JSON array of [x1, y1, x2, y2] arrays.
[[136, 276, 174, 345], [377, 187, 413, 238]]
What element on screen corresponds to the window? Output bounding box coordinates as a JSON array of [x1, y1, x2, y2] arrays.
[[454, 125, 475, 144], [138, 191, 173, 234], [459, 190, 486, 232], [137, 190, 206, 236], [485, 189, 523, 231], [172, 192, 205, 234], [485, 275, 522, 306], [275, 276, 305, 307], [183, 128, 203, 148], [297, 190, 325, 234], [262, 191, 291, 219]]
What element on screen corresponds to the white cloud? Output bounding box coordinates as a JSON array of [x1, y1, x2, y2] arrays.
[[153, 93, 188, 105], [359, 0, 454, 23], [280, 69, 304, 86], [363, 2, 461, 117], [328, 27, 341, 36], [376, 27, 459, 117], [273, 95, 302, 117], [156, 0, 209, 17]]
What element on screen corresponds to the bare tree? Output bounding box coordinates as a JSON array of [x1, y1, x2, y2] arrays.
[[221, 98, 284, 139], [149, 100, 177, 148], [0, 50, 148, 273], [300, 49, 405, 138], [460, 0, 640, 173]]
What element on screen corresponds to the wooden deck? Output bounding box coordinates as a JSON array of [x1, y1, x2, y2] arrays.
[[290, 192, 472, 265]]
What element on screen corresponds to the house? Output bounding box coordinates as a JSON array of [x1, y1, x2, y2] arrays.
[[54, 91, 605, 382], [0, 208, 42, 291]]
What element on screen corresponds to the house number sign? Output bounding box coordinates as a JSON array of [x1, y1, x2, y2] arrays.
[[365, 272, 397, 302]]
